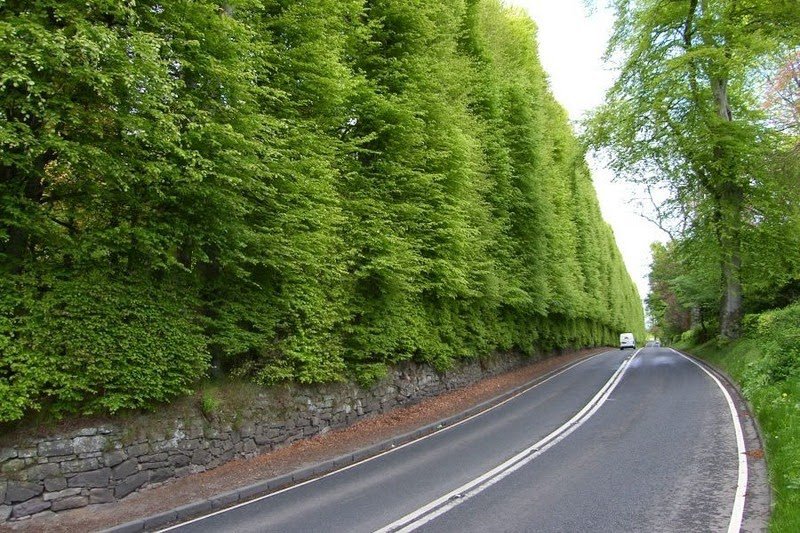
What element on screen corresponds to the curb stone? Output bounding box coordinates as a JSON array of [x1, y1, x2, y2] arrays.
[[103, 349, 608, 533]]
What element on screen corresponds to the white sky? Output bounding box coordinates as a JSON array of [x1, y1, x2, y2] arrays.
[[508, 0, 666, 306]]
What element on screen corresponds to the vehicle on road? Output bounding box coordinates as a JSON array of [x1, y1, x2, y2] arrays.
[[619, 332, 636, 349]]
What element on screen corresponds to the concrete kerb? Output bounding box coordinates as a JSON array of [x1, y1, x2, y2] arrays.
[[105, 349, 608, 533]]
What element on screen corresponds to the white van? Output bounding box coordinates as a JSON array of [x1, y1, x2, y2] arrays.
[[619, 333, 636, 350]]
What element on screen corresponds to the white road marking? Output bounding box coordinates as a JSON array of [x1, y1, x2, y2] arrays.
[[374, 349, 640, 533], [157, 350, 618, 532], [671, 349, 747, 533]]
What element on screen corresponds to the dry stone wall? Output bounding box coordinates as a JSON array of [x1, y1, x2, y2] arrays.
[[1, 352, 533, 522]]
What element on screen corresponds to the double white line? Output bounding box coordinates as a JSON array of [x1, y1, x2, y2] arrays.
[[376, 349, 640, 533]]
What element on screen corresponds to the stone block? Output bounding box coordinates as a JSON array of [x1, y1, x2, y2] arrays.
[[18, 448, 37, 458], [1, 459, 25, 476], [140, 461, 170, 471], [0, 448, 18, 463], [153, 437, 182, 453], [0, 505, 10, 521], [112, 459, 139, 480], [125, 443, 150, 457], [11, 498, 50, 518], [51, 495, 88, 511], [73, 428, 98, 437], [103, 450, 127, 468], [48, 454, 77, 464], [68, 468, 111, 488], [22, 463, 60, 482], [89, 488, 114, 504], [77, 451, 102, 459], [218, 449, 234, 463], [174, 466, 193, 478], [191, 449, 210, 465], [61, 457, 100, 474], [44, 477, 67, 492], [38, 440, 74, 458], [5, 481, 43, 503], [139, 452, 168, 463], [149, 467, 174, 484], [243, 439, 257, 454], [43, 488, 82, 501], [115, 471, 148, 499], [253, 435, 271, 446], [169, 454, 190, 468], [178, 438, 200, 451]]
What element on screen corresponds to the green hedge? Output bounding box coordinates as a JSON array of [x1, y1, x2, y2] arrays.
[[0, 0, 644, 422], [0, 272, 208, 421]]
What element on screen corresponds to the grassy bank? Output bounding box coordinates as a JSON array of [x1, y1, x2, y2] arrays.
[[676, 304, 800, 531]]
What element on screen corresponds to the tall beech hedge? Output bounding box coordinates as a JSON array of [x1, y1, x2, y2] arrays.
[[0, 0, 644, 422]]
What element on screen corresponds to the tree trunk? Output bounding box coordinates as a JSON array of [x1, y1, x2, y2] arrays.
[[711, 76, 743, 339], [2, 163, 45, 273], [717, 180, 744, 339]]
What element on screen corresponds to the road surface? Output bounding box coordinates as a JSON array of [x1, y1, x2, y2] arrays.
[[160, 347, 765, 533]]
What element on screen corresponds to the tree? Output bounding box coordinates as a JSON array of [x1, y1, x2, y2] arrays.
[[588, 0, 800, 339]]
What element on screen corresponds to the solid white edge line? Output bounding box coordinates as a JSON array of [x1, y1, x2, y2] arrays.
[[671, 348, 747, 533], [156, 349, 618, 532], [374, 349, 640, 533]]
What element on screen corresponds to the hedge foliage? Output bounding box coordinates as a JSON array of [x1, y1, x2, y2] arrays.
[[0, 0, 645, 422], [744, 302, 800, 386]]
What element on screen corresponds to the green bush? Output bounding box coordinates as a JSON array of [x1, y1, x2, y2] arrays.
[[749, 302, 800, 384], [680, 328, 702, 345]]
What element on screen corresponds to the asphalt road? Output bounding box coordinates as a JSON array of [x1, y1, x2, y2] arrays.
[[162, 348, 764, 533]]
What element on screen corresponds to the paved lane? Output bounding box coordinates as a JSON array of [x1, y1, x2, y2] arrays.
[[415, 347, 742, 532], [162, 348, 761, 533]]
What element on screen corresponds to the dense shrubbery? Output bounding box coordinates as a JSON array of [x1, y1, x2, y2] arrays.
[[0, 0, 644, 422], [0, 272, 208, 421], [744, 303, 800, 386]]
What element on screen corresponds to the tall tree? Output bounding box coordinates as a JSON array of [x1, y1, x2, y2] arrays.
[[588, 0, 800, 339]]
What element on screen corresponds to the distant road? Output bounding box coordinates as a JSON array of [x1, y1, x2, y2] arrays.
[[161, 348, 764, 533]]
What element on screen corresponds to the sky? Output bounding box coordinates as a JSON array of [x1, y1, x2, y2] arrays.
[[507, 0, 667, 308]]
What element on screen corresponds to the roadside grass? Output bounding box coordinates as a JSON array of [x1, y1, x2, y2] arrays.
[[680, 337, 800, 532]]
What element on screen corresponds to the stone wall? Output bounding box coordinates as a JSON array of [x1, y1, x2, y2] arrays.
[[1, 352, 534, 522]]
